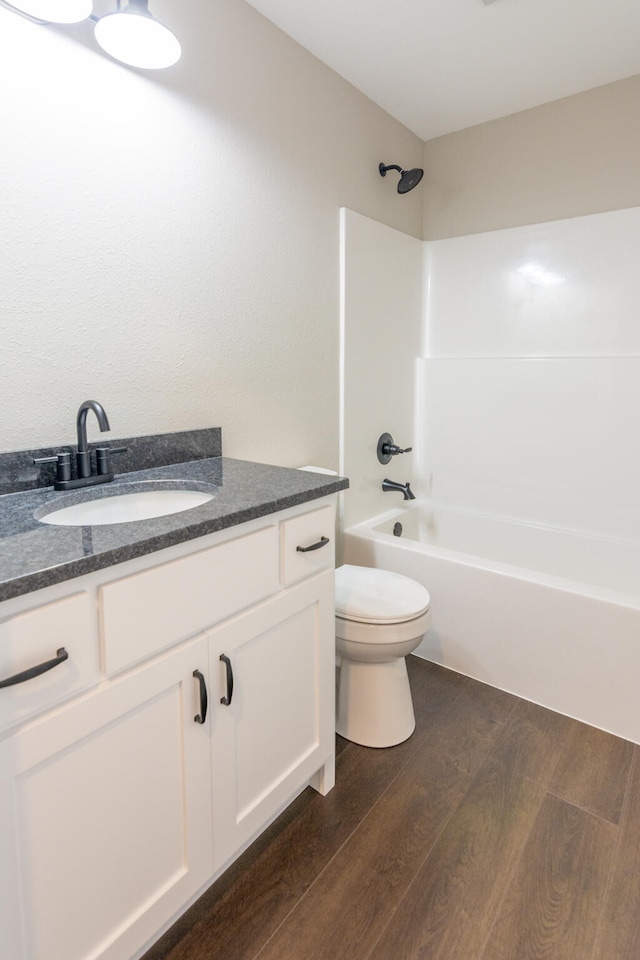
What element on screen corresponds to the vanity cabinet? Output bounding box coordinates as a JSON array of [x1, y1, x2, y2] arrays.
[[0, 635, 213, 960], [0, 498, 336, 960]]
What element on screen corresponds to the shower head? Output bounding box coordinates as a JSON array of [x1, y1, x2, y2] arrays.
[[398, 167, 424, 194], [379, 162, 424, 194]]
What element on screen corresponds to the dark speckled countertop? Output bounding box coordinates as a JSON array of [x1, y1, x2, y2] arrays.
[[0, 456, 349, 603]]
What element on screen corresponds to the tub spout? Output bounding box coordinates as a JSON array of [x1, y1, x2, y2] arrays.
[[382, 479, 416, 500]]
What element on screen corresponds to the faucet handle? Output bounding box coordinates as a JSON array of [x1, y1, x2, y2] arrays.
[[33, 452, 72, 484], [377, 432, 413, 465], [95, 446, 127, 476]]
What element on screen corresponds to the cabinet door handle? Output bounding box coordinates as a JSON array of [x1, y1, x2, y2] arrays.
[[193, 669, 208, 724], [220, 654, 234, 706], [0, 647, 68, 689], [296, 535, 330, 553]]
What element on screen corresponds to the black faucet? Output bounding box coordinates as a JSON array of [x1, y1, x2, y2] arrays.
[[33, 400, 126, 490], [382, 478, 416, 500]]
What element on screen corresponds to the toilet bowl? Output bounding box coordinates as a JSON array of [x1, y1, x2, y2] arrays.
[[335, 564, 431, 748]]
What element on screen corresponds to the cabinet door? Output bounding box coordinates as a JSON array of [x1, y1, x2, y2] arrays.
[[209, 570, 334, 870], [0, 636, 213, 960]]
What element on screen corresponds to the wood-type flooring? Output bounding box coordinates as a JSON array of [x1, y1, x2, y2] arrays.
[[143, 656, 640, 960]]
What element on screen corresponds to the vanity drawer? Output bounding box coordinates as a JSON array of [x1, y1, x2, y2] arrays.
[[0, 593, 97, 734], [281, 505, 335, 586], [100, 525, 280, 675]]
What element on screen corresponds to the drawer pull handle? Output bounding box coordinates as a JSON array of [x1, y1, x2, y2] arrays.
[[296, 536, 330, 553], [193, 669, 208, 724], [220, 654, 234, 706], [0, 647, 69, 689]]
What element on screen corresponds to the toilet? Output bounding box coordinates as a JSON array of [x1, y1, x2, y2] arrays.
[[335, 564, 431, 748]]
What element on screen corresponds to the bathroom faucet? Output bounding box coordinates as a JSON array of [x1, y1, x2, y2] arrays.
[[33, 399, 126, 490], [76, 400, 111, 478], [382, 478, 416, 500]]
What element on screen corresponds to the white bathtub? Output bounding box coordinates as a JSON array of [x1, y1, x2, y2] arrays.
[[343, 503, 640, 744]]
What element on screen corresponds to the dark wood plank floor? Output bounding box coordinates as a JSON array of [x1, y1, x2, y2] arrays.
[[143, 657, 639, 960]]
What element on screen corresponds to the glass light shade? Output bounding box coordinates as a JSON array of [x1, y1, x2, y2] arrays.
[[3, 0, 92, 22], [94, 8, 181, 69]]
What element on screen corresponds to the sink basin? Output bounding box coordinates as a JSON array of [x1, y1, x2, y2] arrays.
[[39, 489, 214, 526]]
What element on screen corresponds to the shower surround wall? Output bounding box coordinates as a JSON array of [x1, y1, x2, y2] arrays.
[[422, 204, 640, 543], [340, 209, 423, 529], [341, 205, 640, 736], [341, 204, 640, 541]]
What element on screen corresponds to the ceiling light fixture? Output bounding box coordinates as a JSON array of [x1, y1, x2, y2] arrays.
[[0, 0, 181, 69], [0, 0, 92, 23], [94, 0, 181, 69]]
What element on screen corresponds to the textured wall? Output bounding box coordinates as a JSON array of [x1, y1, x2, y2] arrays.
[[422, 74, 640, 240], [0, 0, 423, 464]]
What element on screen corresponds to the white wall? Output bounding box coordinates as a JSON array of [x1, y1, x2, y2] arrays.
[[0, 0, 423, 465], [421, 206, 640, 541], [340, 209, 423, 527]]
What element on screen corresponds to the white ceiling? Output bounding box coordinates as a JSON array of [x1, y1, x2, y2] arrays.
[[244, 0, 640, 141]]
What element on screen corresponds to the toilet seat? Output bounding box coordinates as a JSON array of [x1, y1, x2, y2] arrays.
[[335, 564, 430, 625], [335, 608, 431, 657]]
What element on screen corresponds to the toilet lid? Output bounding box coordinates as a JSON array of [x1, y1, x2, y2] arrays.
[[335, 564, 430, 624]]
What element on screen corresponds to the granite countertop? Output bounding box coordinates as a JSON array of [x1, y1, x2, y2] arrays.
[[0, 457, 349, 603]]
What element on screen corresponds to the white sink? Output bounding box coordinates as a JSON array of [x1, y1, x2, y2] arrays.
[[39, 489, 214, 526]]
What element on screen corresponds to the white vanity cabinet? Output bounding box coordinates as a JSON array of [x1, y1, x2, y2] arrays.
[[0, 634, 213, 960], [0, 497, 337, 960]]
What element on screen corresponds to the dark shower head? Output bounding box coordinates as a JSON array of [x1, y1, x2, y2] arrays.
[[379, 162, 424, 194]]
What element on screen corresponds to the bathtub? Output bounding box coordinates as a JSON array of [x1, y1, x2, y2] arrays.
[[343, 503, 640, 744]]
